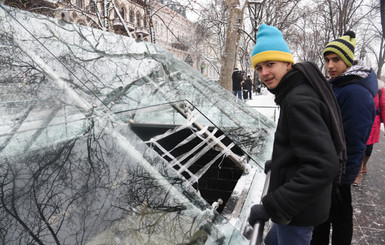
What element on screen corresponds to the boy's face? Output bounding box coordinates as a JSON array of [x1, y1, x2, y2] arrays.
[[324, 53, 348, 78], [255, 61, 292, 90]]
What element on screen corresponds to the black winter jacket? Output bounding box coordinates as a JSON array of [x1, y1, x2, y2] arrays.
[[232, 71, 243, 91], [262, 66, 340, 226], [244, 78, 253, 90]]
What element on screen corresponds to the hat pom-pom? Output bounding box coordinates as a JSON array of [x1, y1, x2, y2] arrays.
[[343, 30, 355, 39]]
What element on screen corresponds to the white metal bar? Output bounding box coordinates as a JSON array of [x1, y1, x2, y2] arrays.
[[249, 171, 270, 245]]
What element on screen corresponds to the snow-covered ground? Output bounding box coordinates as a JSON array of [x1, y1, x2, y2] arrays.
[[245, 88, 279, 124], [245, 88, 384, 133]]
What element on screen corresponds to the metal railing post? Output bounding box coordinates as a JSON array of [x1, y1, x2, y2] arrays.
[[249, 171, 271, 245], [249, 105, 280, 123]]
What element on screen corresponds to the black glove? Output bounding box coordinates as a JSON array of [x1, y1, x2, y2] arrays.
[[264, 160, 272, 174], [248, 204, 271, 226]]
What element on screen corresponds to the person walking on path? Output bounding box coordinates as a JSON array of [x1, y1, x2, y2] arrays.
[[244, 74, 253, 100], [354, 79, 385, 186], [232, 68, 243, 99], [247, 24, 346, 245], [311, 31, 378, 245]]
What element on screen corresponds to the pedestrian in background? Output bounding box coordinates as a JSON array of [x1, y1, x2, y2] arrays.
[[354, 79, 385, 186], [311, 31, 378, 245], [232, 67, 243, 99], [248, 24, 345, 245], [244, 74, 253, 100]]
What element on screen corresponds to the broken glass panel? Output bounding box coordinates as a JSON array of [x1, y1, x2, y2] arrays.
[[0, 4, 275, 244]]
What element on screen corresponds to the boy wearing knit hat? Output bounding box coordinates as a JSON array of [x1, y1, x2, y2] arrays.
[[311, 31, 378, 245], [248, 24, 346, 245]]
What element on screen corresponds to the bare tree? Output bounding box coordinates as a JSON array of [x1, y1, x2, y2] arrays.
[[375, 0, 385, 78], [289, 0, 378, 72], [194, 0, 228, 79], [2, 0, 138, 37], [218, 0, 247, 91], [289, 3, 331, 67]]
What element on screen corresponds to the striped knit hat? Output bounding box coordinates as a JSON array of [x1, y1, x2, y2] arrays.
[[323, 31, 356, 67], [251, 24, 294, 69]]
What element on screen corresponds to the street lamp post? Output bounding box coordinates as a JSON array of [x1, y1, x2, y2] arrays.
[[247, 0, 263, 94], [359, 47, 367, 62], [145, 0, 155, 43]]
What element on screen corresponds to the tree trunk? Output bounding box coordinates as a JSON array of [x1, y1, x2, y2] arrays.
[[381, 0, 385, 39], [219, 0, 246, 92], [378, 0, 385, 79], [377, 37, 385, 79]]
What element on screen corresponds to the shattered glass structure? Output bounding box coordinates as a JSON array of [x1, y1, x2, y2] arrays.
[[0, 4, 276, 244]]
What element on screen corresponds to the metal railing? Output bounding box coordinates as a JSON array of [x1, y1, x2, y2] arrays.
[[249, 105, 280, 123], [249, 171, 271, 245]]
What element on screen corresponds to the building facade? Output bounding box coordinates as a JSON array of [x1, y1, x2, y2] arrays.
[[150, 0, 196, 68], [2, 0, 220, 81]]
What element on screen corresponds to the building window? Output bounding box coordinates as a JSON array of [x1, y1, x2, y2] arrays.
[[76, 0, 83, 8], [185, 55, 193, 67], [129, 10, 134, 23], [200, 62, 206, 74], [143, 16, 147, 28], [77, 20, 86, 26], [136, 12, 141, 27], [90, 23, 99, 29], [120, 7, 125, 20], [89, 1, 96, 13]]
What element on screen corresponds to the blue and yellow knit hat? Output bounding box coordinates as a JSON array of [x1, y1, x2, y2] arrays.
[[251, 24, 294, 69], [323, 31, 356, 67]]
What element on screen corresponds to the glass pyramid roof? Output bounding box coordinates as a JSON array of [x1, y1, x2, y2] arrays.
[[0, 4, 275, 244]]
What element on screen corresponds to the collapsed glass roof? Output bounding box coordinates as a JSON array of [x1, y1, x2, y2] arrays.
[[0, 4, 275, 244]]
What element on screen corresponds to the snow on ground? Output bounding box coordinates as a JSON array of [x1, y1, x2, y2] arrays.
[[245, 88, 279, 124]]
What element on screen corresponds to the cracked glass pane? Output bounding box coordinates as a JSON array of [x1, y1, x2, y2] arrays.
[[0, 4, 275, 244]]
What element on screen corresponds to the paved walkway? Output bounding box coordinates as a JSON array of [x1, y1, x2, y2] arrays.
[[352, 132, 385, 244]]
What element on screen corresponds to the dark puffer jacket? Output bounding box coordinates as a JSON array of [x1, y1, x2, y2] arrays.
[[262, 66, 339, 226], [330, 62, 377, 184]]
